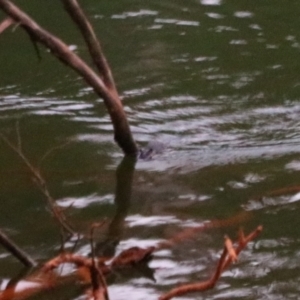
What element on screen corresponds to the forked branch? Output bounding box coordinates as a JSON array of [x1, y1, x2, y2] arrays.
[[0, 0, 138, 156], [0, 223, 262, 300], [159, 226, 262, 300]]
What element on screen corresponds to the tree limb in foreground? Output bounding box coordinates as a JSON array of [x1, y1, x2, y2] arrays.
[[0, 229, 36, 268], [0, 226, 262, 300], [61, 0, 117, 94], [159, 226, 263, 300], [0, 0, 138, 156]]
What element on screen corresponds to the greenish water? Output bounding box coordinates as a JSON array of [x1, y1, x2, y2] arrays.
[[1, 0, 300, 299]]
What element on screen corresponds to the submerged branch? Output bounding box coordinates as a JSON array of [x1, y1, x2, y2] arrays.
[[157, 210, 252, 249]]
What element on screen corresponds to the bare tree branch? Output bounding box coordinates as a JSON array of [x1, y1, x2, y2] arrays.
[[159, 226, 263, 300], [0, 229, 37, 267], [0, 132, 75, 235], [0, 0, 138, 156], [0, 16, 13, 34], [61, 0, 117, 94]]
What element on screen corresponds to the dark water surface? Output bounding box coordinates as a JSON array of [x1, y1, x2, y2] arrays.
[[1, 0, 300, 299]]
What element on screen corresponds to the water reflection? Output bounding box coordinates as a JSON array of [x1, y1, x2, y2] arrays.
[[94, 156, 136, 257], [1, 0, 300, 299]]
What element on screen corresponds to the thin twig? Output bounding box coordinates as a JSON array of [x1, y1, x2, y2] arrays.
[[15, 120, 22, 151], [90, 222, 110, 300], [224, 235, 237, 262], [0, 132, 75, 235], [222, 225, 263, 270], [61, 0, 117, 93], [38, 140, 72, 167]]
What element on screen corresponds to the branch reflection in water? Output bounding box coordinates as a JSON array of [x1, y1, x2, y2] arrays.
[[93, 155, 137, 258]]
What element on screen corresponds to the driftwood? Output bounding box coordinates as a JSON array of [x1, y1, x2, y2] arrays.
[[0, 0, 138, 156]]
